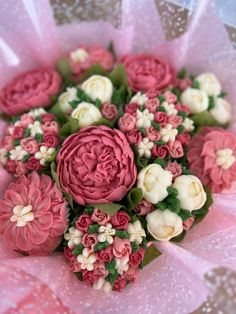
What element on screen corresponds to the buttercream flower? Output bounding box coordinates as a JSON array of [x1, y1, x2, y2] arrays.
[[168, 115, 182, 128], [183, 217, 194, 230], [41, 113, 55, 123], [57, 126, 137, 205], [136, 109, 154, 128], [165, 162, 182, 180], [113, 277, 127, 292], [162, 102, 177, 116], [91, 208, 110, 225], [0, 172, 67, 254], [98, 223, 116, 244], [28, 121, 43, 137], [115, 256, 129, 275], [10, 145, 28, 161], [35, 146, 56, 166], [180, 88, 209, 114], [21, 138, 39, 154], [127, 220, 146, 244], [76, 214, 92, 233], [126, 129, 142, 146], [82, 233, 98, 249], [82, 270, 99, 285], [137, 138, 154, 158], [13, 126, 25, 139], [160, 124, 178, 142], [112, 237, 132, 259], [125, 267, 139, 282], [187, 127, 236, 192], [133, 199, 155, 216], [129, 248, 145, 268], [176, 132, 191, 146], [20, 114, 34, 128], [93, 261, 109, 277], [101, 103, 118, 120], [81, 75, 113, 103], [120, 54, 174, 94], [210, 97, 231, 125], [151, 145, 168, 158], [182, 117, 195, 131], [29, 108, 47, 117], [42, 133, 60, 147], [173, 175, 206, 211], [166, 140, 184, 158], [118, 113, 136, 132], [41, 121, 59, 134], [130, 92, 149, 106], [77, 248, 97, 271], [147, 127, 161, 142], [64, 227, 83, 248], [125, 103, 139, 116], [137, 164, 172, 204], [195, 72, 221, 96], [0, 148, 7, 165], [93, 278, 112, 292], [96, 245, 113, 263], [71, 102, 102, 128], [154, 112, 168, 125], [146, 209, 183, 241], [163, 91, 177, 103], [144, 98, 160, 113], [25, 157, 41, 171], [57, 87, 78, 114], [110, 211, 130, 230], [0, 68, 62, 115]]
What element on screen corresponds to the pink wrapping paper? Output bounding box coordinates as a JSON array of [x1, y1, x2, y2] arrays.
[[0, 0, 236, 313]]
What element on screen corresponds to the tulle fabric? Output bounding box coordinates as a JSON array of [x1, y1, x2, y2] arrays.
[[0, 0, 236, 313]]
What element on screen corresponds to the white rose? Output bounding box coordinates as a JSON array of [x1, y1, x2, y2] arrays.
[[180, 88, 209, 114], [70, 48, 89, 63], [146, 209, 183, 241], [210, 97, 231, 125], [173, 175, 207, 212], [81, 75, 113, 103], [58, 87, 78, 113], [137, 164, 172, 204], [71, 102, 102, 128], [195, 72, 221, 96]]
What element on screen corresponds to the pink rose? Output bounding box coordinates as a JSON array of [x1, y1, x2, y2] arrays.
[[151, 145, 168, 158], [82, 270, 99, 285], [144, 98, 160, 113], [42, 132, 60, 147], [113, 276, 127, 292], [82, 233, 98, 249], [118, 113, 136, 132], [120, 54, 174, 94], [93, 261, 109, 278], [64, 247, 75, 261], [147, 127, 161, 141], [76, 214, 92, 232], [110, 211, 130, 230], [21, 138, 39, 154], [12, 126, 25, 139], [129, 248, 145, 268], [68, 259, 81, 273], [125, 103, 139, 116], [154, 112, 167, 125], [177, 77, 192, 91], [57, 126, 137, 205], [126, 129, 142, 146], [20, 114, 34, 128], [133, 199, 155, 216], [15, 161, 28, 177], [101, 103, 118, 120], [42, 121, 59, 134], [96, 245, 113, 263], [163, 91, 177, 103], [113, 237, 132, 259], [176, 132, 191, 146], [6, 160, 16, 173], [168, 115, 182, 128], [25, 157, 41, 171], [165, 162, 182, 180], [41, 113, 55, 123], [166, 140, 184, 158], [175, 103, 190, 115], [125, 267, 139, 282], [1, 135, 14, 150], [91, 208, 110, 225], [146, 88, 160, 98], [0, 68, 62, 115], [183, 217, 195, 230]]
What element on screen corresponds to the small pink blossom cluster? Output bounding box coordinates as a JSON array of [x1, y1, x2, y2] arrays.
[[118, 91, 193, 160], [64, 208, 146, 292], [0, 108, 60, 176]]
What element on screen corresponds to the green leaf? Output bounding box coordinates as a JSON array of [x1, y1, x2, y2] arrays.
[[167, 186, 178, 196], [178, 209, 193, 221], [82, 64, 107, 81], [178, 111, 187, 119], [126, 188, 143, 211], [35, 116, 41, 122], [177, 124, 185, 134], [107, 41, 116, 58], [138, 127, 146, 136], [208, 96, 215, 110], [35, 133, 43, 143], [69, 100, 79, 110], [171, 87, 181, 99], [75, 272, 83, 281], [94, 241, 110, 252], [115, 230, 129, 239], [153, 157, 166, 168], [94, 98, 102, 109], [191, 110, 221, 127], [151, 121, 161, 130], [76, 88, 94, 103], [155, 201, 166, 210], [158, 105, 166, 112], [13, 139, 21, 146], [12, 116, 20, 123], [72, 243, 83, 256], [111, 85, 126, 106], [154, 140, 166, 146], [57, 58, 72, 80], [22, 154, 30, 163], [131, 241, 139, 253], [49, 101, 68, 124], [106, 271, 118, 286], [24, 128, 31, 138], [59, 118, 78, 139], [88, 224, 100, 234], [171, 230, 187, 242], [93, 117, 114, 128], [84, 206, 94, 215], [157, 95, 166, 103], [142, 246, 161, 267], [192, 80, 200, 89], [177, 68, 186, 79], [105, 260, 116, 274], [108, 64, 128, 88], [219, 91, 227, 98], [90, 203, 124, 216]]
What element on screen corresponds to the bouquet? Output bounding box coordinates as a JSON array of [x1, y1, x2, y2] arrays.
[[0, 0, 236, 313]]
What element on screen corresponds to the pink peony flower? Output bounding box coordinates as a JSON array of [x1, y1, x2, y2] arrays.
[[0, 68, 62, 115], [144, 98, 160, 113], [82, 233, 98, 248], [118, 113, 136, 132], [25, 157, 41, 171], [76, 214, 92, 233], [125, 103, 139, 116], [96, 245, 113, 263], [0, 172, 67, 254], [12, 126, 25, 139], [42, 132, 60, 147], [126, 129, 142, 146], [154, 112, 168, 125], [165, 162, 182, 180], [111, 211, 130, 230], [113, 237, 132, 259], [187, 127, 236, 192], [57, 126, 137, 205], [166, 140, 184, 158], [101, 103, 118, 120], [176, 132, 191, 146], [113, 276, 127, 292], [21, 138, 39, 154], [129, 248, 145, 268], [151, 145, 168, 158], [163, 91, 177, 103], [91, 208, 110, 225], [42, 121, 59, 134], [93, 261, 109, 278], [133, 199, 155, 216], [183, 217, 195, 230], [147, 127, 161, 141], [168, 115, 182, 128], [82, 270, 99, 285], [120, 54, 174, 94]]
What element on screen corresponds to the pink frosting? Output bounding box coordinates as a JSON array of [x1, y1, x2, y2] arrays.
[[120, 54, 175, 94], [57, 126, 137, 205], [76, 214, 92, 233], [125, 129, 142, 146], [187, 127, 236, 192], [42, 121, 59, 134], [110, 211, 130, 230], [125, 103, 139, 116], [93, 261, 108, 278], [176, 132, 191, 146], [21, 138, 39, 154], [96, 245, 113, 263], [165, 162, 182, 180], [91, 208, 110, 226], [144, 98, 160, 113], [42, 132, 60, 147], [151, 145, 168, 158], [133, 199, 155, 216], [163, 91, 177, 103], [154, 112, 168, 125], [168, 115, 182, 128], [166, 140, 184, 158], [101, 103, 118, 120], [25, 157, 41, 172], [124, 267, 139, 282], [147, 127, 161, 142], [118, 113, 136, 132], [0, 68, 62, 115], [175, 103, 191, 115], [113, 276, 127, 292], [0, 172, 67, 254], [82, 233, 98, 249], [13, 126, 25, 139], [183, 217, 195, 230], [82, 270, 99, 285], [20, 114, 34, 128], [129, 248, 145, 268], [112, 237, 132, 259]]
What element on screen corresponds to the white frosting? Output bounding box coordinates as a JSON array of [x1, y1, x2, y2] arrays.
[[10, 204, 34, 227], [216, 148, 235, 169]]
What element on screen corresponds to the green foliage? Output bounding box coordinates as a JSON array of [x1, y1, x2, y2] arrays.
[[177, 68, 186, 79], [177, 124, 185, 134], [125, 188, 143, 211], [158, 105, 166, 112], [93, 117, 114, 128], [208, 96, 215, 110], [106, 271, 118, 286], [57, 58, 72, 80], [24, 128, 31, 138], [154, 140, 166, 146], [105, 260, 116, 275], [170, 230, 187, 242], [90, 203, 124, 216], [177, 111, 187, 119], [191, 110, 222, 127], [142, 246, 161, 267], [59, 118, 78, 139], [13, 139, 21, 146], [115, 230, 129, 239], [72, 243, 83, 256], [76, 88, 94, 103], [88, 224, 100, 234], [111, 85, 127, 106], [82, 64, 107, 81], [192, 80, 200, 89], [178, 209, 193, 221], [35, 133, 43, 143], [94, 241, 110, 252], [108, 64, 129, 88], [151, 121, 161, 130], [157, 95, 166, 102], [153, 157, 167, 168], [131, 241, 139, 253], [84, 206, 94, 215], [22, 154, 30, 163]]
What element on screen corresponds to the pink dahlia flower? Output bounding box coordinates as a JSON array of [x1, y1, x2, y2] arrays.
[[57, 126, 137, 205], [187, 127, 236, 192], [0, 172, 67, 254]]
